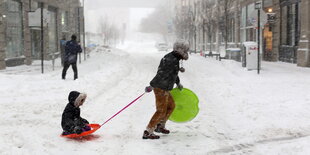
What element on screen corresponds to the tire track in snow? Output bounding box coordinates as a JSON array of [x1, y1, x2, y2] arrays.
[[207, 133, 310, 154], [181, 55, 238, 149], [111, 53, 158, 154], [82, 50, 158, 154]]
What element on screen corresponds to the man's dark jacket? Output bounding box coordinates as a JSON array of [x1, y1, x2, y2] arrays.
[[64, 40, 82, 64], [150, 51, 181, 91]]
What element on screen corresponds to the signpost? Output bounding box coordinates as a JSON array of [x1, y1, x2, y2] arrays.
[[28, 7, 49, 74], [255, 1, 262, 74]]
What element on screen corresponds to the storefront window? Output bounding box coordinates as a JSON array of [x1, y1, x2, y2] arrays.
[[5, 0, 23, 58], [61, 11, 69, 32], [48, 7, 58, 56], [241, 3, 256, 42], [246, 3, 255, 27], [280, 3, 300, 46], [281, 6, 288, 45], [30, 29, 41, 59], [225, 17, 235, 43], [279, 0, 300, 63]]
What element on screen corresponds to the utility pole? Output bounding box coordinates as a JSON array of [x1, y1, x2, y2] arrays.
[[40, 3, 44, 74], [255, 1, 261, 74], [83, 0, 86, 60], [78, 7, 81, 64]]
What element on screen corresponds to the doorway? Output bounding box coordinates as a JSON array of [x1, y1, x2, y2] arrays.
[[30, 29, 41, 60], [263, 25, 273, 61]]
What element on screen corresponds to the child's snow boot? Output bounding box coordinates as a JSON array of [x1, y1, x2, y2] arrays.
[[74, 126, 83, 134], [82, 125, 91, 132], [142, 130, 160, 139], [62, 131, 71, 135], [155, 124, 170, 134]]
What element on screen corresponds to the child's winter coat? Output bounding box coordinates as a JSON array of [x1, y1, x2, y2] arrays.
[[61, 91, 88, 134]]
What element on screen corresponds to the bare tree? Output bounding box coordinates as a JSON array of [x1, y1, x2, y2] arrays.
[[98, 16, 121, 46], [218, 0, 236, 51], [139, 5, 172, 42], [173, 10, 192, 41], [173, 2, 197, 51], [201, 0, 216, 54]]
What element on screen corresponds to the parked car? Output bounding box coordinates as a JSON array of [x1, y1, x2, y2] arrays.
[[96, 45, 111, 52], [102, 45, 112, 52], [156, 43, 169, 51]]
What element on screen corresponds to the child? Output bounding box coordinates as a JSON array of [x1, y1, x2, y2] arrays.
[[61, 91, 90, 135]]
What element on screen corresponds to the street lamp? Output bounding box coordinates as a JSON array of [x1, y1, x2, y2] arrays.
[[83, 0, 86, 60]]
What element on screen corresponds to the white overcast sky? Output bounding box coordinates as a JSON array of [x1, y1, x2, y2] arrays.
[[84, 0, 165, 33], [85, 0, 165, 9]]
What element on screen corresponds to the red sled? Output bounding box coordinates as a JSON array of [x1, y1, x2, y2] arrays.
[[60, 124, 101, 138]]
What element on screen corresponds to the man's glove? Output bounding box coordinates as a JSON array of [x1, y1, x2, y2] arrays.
[[177, 83, 183, 90], [145, 86, 153, 93]]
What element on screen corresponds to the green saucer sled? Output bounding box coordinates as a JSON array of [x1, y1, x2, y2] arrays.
[[169, 88, 199, 123]]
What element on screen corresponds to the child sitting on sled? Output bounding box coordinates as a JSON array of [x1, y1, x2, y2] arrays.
[[61, 91, 91, 135]]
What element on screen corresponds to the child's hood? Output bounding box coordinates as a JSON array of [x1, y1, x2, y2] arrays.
[[68, 91, 87, 107]]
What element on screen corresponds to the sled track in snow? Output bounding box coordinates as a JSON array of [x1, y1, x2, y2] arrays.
[[207, 133, 310, 154]]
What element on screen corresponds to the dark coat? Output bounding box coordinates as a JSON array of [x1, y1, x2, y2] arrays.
[[150, 51, 182, 91], [64, 40, 82, 64], [61, 91, 88, 133]]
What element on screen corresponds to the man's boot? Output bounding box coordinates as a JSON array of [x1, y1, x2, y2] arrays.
[[155, 123, 170, 134], [142, 128, 160, 139]]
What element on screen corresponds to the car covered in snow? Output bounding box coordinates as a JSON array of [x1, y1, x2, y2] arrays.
[[156, 43, 169, 51]]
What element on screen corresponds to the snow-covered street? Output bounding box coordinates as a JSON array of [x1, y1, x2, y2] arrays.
[[1, 35, 310, 155]]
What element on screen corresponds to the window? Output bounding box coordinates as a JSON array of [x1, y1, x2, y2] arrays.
[[48, 7, 58, 55], [61, 11, 69, 32], [227, 17, 235, 42], [240, 3, 257, 42], [280, 3, 300, 46], [279, 0, 300, 63], [29, 0, 39, 12], [5, 0, 24, 58]]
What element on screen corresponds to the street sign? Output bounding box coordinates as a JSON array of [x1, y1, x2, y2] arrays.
[[267, 13, 276, 23], [255, 1, 262, 9]]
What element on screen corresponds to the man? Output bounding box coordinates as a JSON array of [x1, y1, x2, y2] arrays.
[[62, 34, 82, 80], [143, 41, 189, 139], [60, 36, 67, 67]]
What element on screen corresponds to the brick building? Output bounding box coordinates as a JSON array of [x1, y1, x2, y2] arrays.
[[0, 0, 83, 69]]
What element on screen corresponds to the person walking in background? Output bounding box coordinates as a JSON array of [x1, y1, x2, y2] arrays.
[[143, 41, 189, 139], [60, 36, 67, 67], [62, 34, 82, 80]]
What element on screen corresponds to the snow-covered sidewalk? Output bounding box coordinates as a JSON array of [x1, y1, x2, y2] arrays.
[[0, 39, 310, 155]]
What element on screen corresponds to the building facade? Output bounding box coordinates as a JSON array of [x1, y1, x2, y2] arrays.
[[263, 0, 310, 67], [173, 0, 310, 67], [0, 0, 83, 70]]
